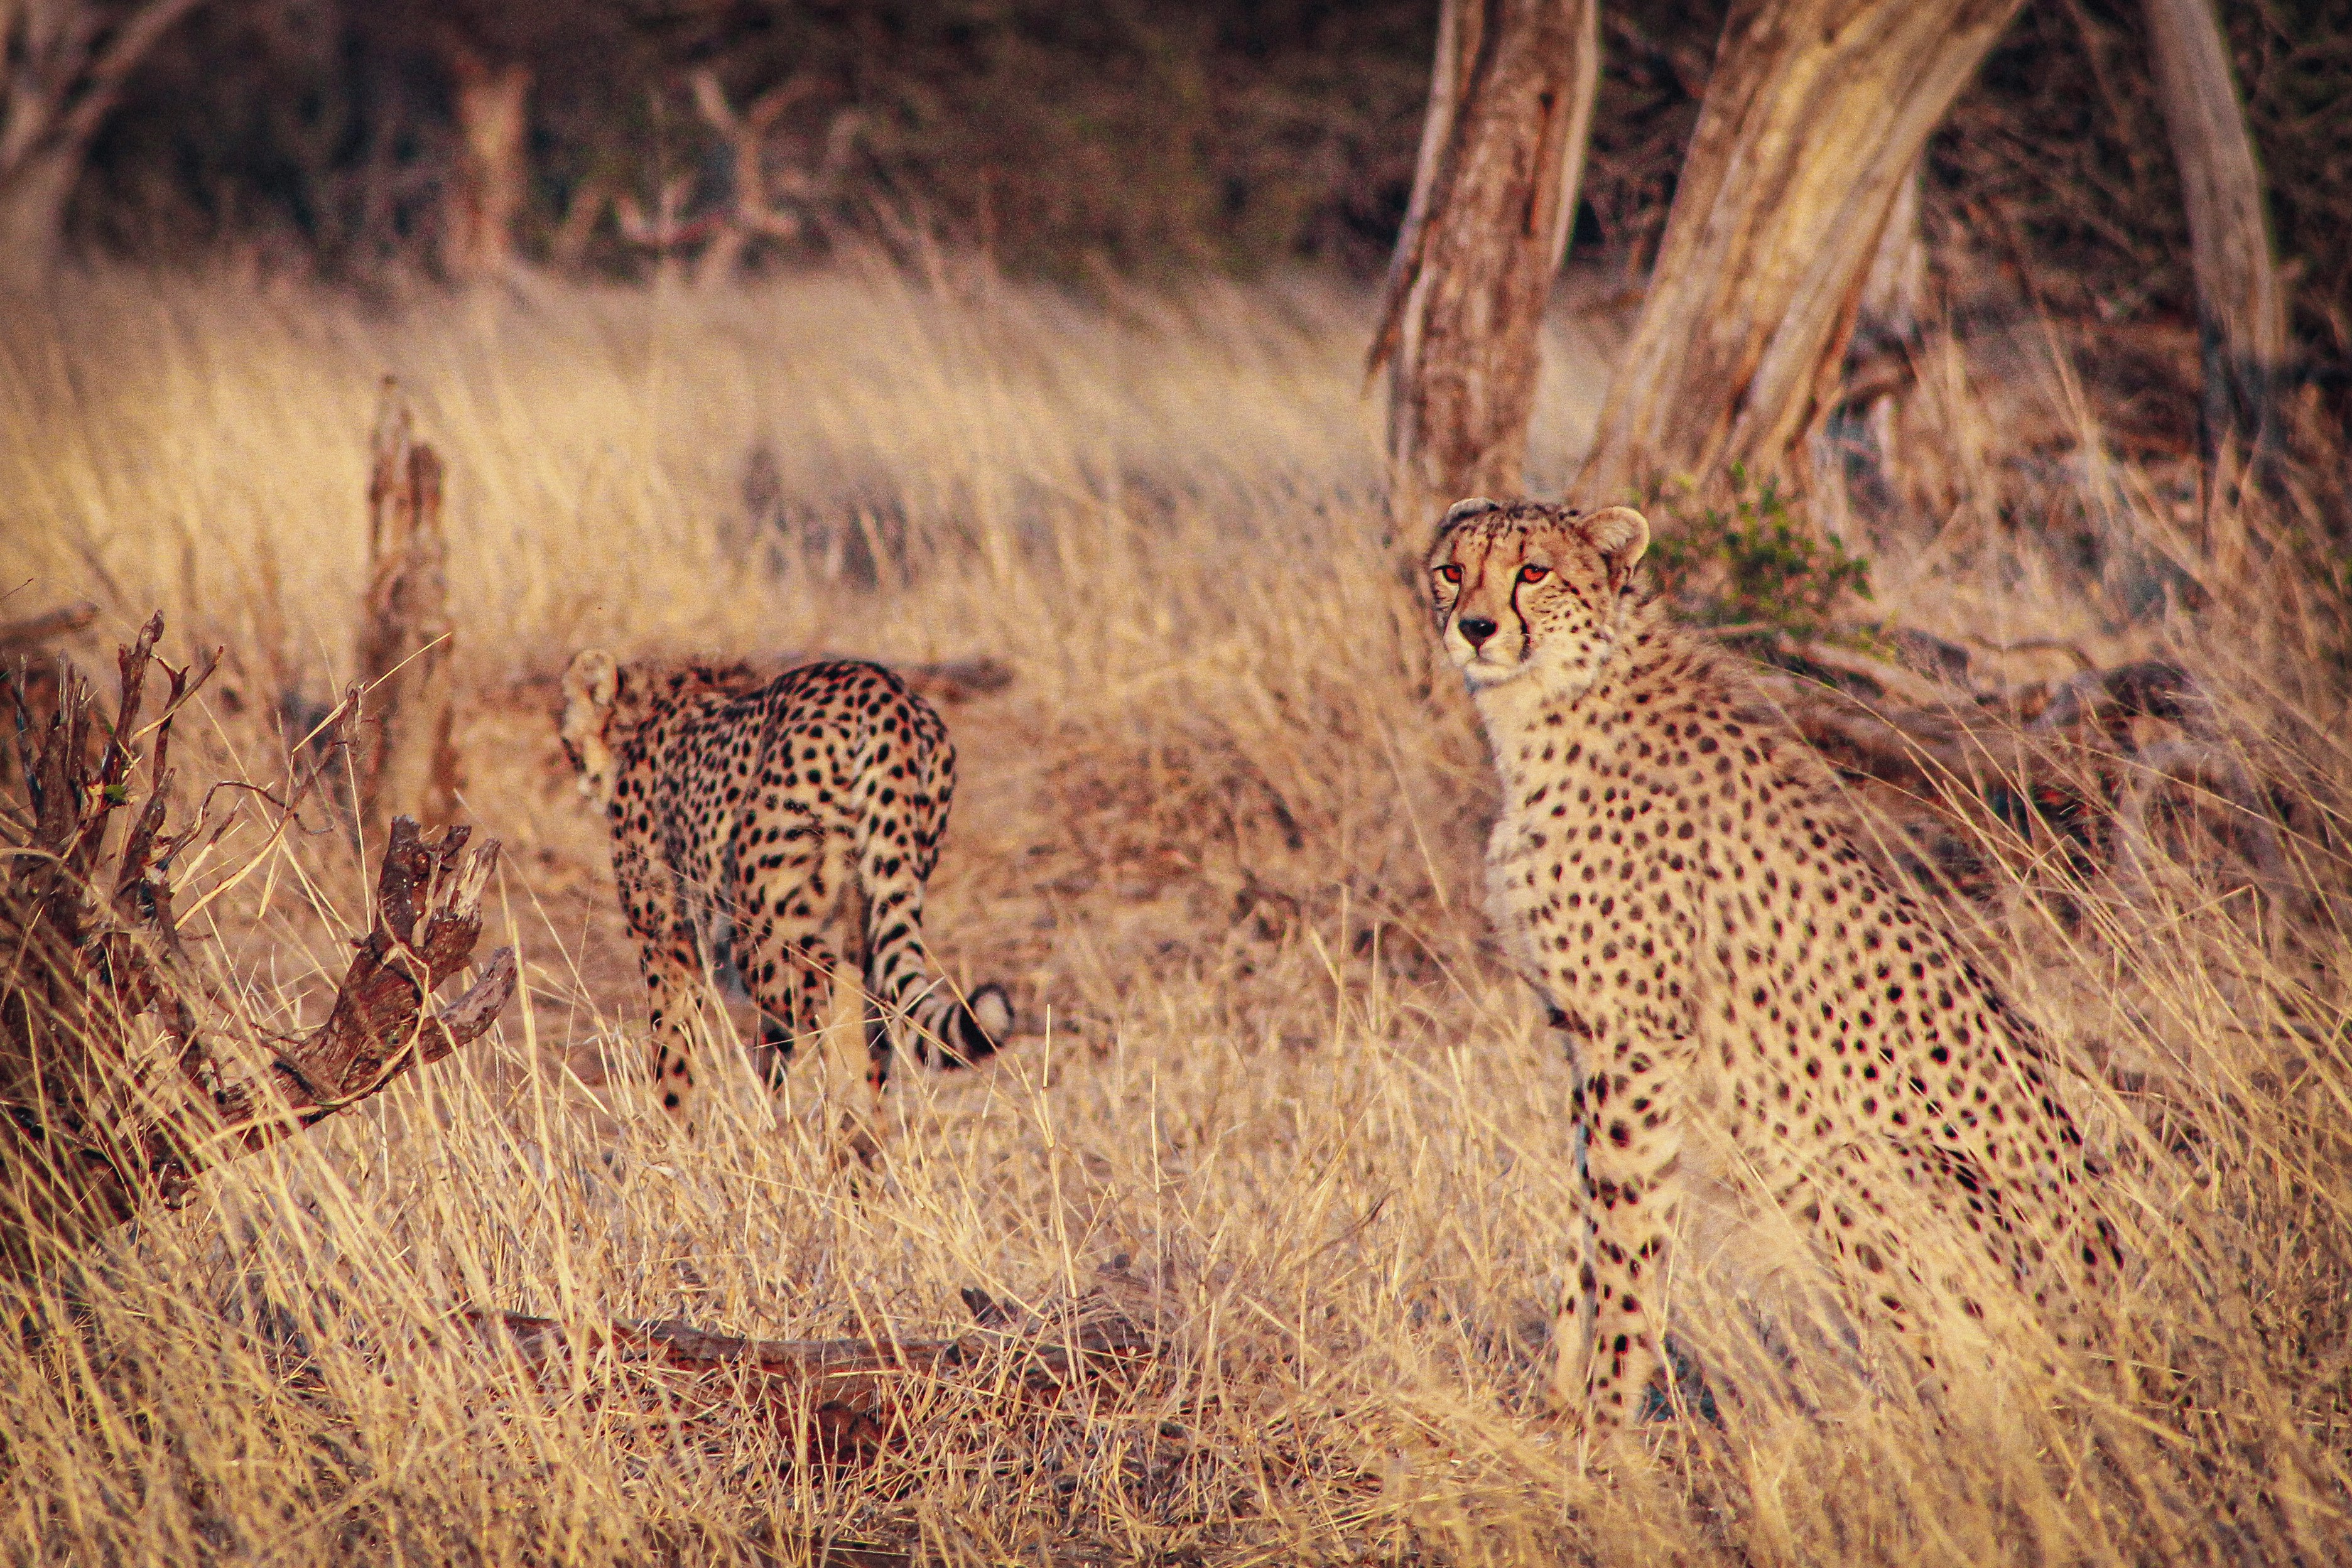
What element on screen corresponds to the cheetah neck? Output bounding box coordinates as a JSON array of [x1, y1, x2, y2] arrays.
[[1468, 597, 1672, 794]]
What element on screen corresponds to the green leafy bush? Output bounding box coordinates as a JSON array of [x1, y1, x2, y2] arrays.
[[1645, 467, 1873, 641]]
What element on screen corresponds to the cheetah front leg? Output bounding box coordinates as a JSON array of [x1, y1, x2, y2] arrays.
[[1551, 1015, 1693, 1449]]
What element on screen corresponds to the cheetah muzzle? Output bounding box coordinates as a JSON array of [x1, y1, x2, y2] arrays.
[[560, 651, 1014, 1127], [1425, 497, 2116, 1447]]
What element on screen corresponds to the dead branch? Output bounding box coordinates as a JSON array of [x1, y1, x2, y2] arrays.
[[154, 818, 516, 1206], [460, 1289, 1154, 1468], [434, 30, 533, 283], [0, 603, 98, 794], [614, 69, 863, 286], [1745, 639, 2300, 906], [355, 380, 462, 828], [1, 614, 514, 1272]]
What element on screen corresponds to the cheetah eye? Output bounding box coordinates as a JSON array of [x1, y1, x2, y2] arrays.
[[1434, 564, 1461, 584], [1519, 564, 1549, 584]]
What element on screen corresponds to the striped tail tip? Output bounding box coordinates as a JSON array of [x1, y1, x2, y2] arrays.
[[942, 983, 1013, 1069]]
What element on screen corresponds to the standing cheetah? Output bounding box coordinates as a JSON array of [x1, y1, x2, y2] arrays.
[[560, 652, 1012, 1126], [1423, 499, 2115, 1441]]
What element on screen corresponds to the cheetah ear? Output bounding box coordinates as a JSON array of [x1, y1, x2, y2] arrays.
[[1585, 506, 1650, 593], [1438, 496, 1501, 535], [562, 648, 619, 715], [1428, 495, 1502, 560]]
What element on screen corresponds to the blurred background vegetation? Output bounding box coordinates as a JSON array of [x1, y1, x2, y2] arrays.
[[45, 1, 2348, 369]]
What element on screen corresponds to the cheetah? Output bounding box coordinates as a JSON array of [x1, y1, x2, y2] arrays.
[[1423, 498, 2116, 1442], [560, 652, 1012, 1126]]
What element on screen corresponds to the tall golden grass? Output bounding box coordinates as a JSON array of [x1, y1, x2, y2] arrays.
[[0, 259, 2346, 1565]]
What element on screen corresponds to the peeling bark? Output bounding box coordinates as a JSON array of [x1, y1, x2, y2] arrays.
[[1577, 0, 2024, 504], [1370, 0, 1599, 511]]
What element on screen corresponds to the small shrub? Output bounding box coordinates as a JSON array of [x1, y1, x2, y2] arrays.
[[1646, 467, 1873, 641]]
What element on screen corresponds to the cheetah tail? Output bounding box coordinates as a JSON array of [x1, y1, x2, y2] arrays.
[[906, 981, 1014, 1071]]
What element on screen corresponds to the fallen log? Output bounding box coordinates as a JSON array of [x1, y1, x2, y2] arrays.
[[0, 601, 96, 658], [458, 1291, 1154, 1469], [1737, 632, 2295, 906], [1747, 640, 2208, 797]]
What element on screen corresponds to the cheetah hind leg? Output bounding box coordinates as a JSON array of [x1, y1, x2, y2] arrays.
[[1637, 1336, 1725, 1426], [733, 919, 845, 1095], [732, 914, 904, 1172], [639, 934, 714, 1130]]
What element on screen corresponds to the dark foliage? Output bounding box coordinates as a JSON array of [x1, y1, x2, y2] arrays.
[[58, 0, 2352, 375], [1929, 0, 2352, 365]]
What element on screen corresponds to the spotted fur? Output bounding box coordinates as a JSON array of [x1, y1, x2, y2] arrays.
[[560, 652, 1012, 1125], [1424, 499, 2116, 1441]]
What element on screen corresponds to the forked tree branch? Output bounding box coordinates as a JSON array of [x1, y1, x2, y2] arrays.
[[1, 614, 513, 1271]]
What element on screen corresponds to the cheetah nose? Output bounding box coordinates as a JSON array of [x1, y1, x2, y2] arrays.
[[1457, 615, 1498, 649]]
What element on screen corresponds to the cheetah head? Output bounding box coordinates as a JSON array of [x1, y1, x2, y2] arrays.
[[558, 649, 623, 809], [1424, 499, 1650, 696]]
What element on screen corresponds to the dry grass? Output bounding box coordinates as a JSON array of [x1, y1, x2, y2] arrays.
[[1, 257, 2348, 1565]]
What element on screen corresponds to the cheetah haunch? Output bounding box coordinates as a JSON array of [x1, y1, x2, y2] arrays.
[[1424, 499, 2115, 1442], [560, 652, 1011, 1126]]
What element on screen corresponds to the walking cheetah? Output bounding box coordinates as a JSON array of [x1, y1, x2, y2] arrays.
[[1423, 498, 2116, 1441], [560, 652, 1012, 1125]]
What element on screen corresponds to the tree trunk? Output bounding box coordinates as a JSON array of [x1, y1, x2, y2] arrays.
[[1369, 0, 1599, 514], [0, 147, 81, 290], [1841, 170, 1927, 480], [2140, 0, 2285, 460], [439, 36, 532, 282], [356, 383, 462, 829], [1576, 0, 2024, 506], [0, 0, 207, 289]]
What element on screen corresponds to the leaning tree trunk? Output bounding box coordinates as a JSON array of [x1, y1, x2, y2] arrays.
[[0, 148, 82, 289], [0, 0, 208, 289], [1368, 0, 1599, 514], [1576, 0, 2024, 506], [2140, 0, 2285, 461]]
